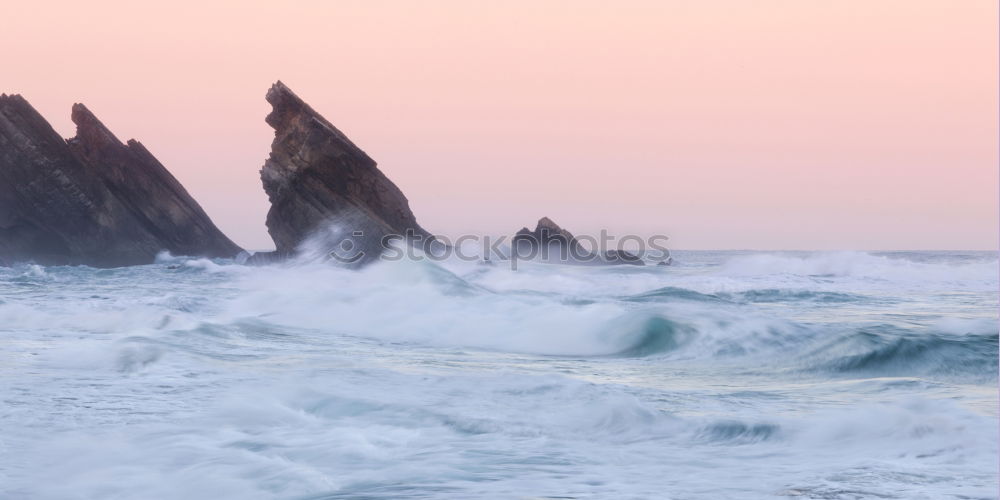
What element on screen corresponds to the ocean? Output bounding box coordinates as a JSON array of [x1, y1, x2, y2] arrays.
[[0, 250, 997, 499]]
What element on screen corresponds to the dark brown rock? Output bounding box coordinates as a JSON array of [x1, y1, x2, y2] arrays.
[[512, 216, 589, 260], [67, 104, 243, 260], [258, 81, 433, 265], [511, 217, 646, 266], [0, 94, 242, 267]]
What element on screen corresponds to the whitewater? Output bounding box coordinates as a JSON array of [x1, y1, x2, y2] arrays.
[[0, 250, 996, 499]]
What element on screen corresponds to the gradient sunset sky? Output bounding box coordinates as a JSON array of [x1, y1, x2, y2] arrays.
[[5, 1, 997, 250]]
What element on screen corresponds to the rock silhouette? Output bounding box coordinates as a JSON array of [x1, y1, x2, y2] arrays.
[[255, 81, 433, 265], [512, 217, 645, 266], [0, 94, 242, 267]]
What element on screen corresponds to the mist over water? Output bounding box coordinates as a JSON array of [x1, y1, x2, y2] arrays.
[[1, 250, 997, 499]]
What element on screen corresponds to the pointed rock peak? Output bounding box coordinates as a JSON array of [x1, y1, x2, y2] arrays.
[[263, 81, 358, 149], [0, 93, 29, 109], [515, 216, 578, 245], [70, 103, 122, 149], [269, 80, 292, 97], [265, 80, 311, 130], [266, 80, 299, 106], [258, 81, 430, 261], [0, 95, 68, 149], [1, 92, 243, 266], [536, 217, 562, 232]]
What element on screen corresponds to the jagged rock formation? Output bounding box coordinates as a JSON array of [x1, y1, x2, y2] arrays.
[[255, 81, 433, 265], [513, 216, 589, 259], [512, 217, 645, 266], [0, 94, 242, 267]]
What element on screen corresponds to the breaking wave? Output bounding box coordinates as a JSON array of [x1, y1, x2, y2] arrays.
[[808, 327, 999, 380], [1, 249, 996, 499]]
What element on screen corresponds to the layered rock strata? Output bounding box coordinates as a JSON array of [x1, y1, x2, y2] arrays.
[[0, 94, 241, 267], [255, 81, 433, 265]]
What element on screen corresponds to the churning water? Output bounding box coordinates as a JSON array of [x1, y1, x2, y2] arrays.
[[0, 250, 997, 499]]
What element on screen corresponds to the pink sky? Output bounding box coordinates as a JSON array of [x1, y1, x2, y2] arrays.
[[5, 1, 997, 250]]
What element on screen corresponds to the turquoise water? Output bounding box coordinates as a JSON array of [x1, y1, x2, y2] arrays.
[[0, 251, 997, 499]]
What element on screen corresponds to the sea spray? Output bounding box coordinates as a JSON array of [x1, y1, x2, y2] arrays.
[[0, 250, 996, 499]]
